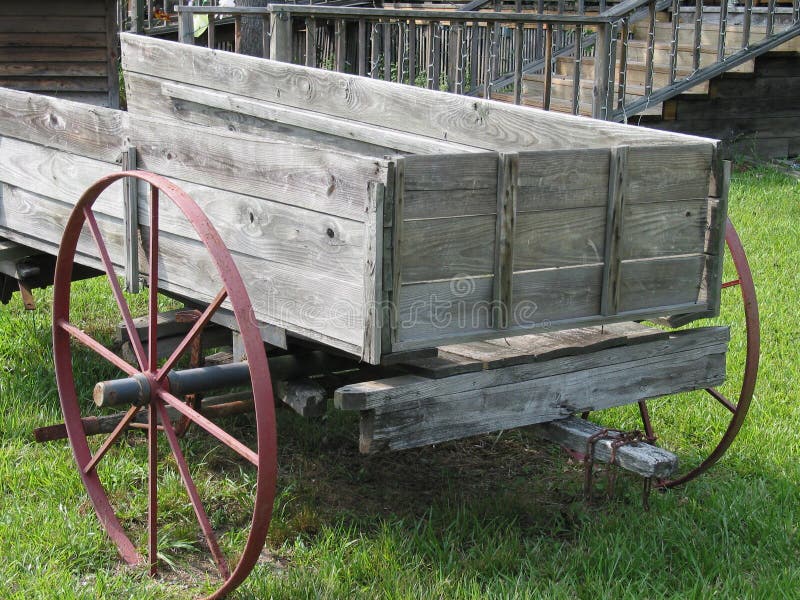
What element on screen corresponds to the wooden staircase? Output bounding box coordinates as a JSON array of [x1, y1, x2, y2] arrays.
[[496, 16, 800, 121]]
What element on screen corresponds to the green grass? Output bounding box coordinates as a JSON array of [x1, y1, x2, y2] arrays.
[[1, 164, 799, 599]]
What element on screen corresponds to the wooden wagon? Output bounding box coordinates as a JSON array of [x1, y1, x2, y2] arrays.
[[0, 33, 758, 599]]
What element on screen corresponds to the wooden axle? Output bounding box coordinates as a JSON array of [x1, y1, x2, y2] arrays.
[[93, 363, 253, 407]]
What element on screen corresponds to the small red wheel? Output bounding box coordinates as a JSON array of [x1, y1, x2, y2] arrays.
[[650, 218, 760, 488], [53, 172, 276, 598], [580, 218, 759, 488]]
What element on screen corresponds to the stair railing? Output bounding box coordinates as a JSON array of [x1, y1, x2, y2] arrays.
[[173, 0, 800, 120]]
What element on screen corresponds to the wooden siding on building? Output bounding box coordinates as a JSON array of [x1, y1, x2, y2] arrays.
[[0, 0, 119, 108]]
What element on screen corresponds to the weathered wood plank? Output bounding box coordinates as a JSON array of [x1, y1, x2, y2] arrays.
[[618, 254, 705, 312], [0, 184, 368, 354], [0, 135, 369, 283], [532, 416, 679, 479], [337, 326, 729, 410], [0, 17, 107, 33], [516, 148, 610, 211], [0, 77, 109, 93], [626, 144, 713, 203], [514, 207, 606, 270], [0, 63, 108, 77], [124, 73, 478, 156], [129, 114, 389, 223], [0, 88, 127, 163], [401, 215, 496, 282], [358, 341, 726, 452], [121, 34, 716, 152], [0, 1, 106, 16], [0, 48, 108, 62], [0, 33, 108, 47]]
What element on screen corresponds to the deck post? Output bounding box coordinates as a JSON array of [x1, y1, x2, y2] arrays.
[[270, 11, 293, 63]]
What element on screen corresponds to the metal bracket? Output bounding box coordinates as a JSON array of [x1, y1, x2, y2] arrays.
[[122, 147, 140, 293]]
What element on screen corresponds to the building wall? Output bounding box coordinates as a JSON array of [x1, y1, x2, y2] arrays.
[[649, 53, 800, 160], [0, 0, 118, 107]]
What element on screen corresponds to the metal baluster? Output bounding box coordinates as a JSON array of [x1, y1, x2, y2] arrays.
[[573, 24, 584, 115], [305, 18, 317, 68], [692, 0, 703, 72], [513, 23, 523, 104], [617, 20, 629, 111], [543, 25, 553, 111], [358, 19, 367, 76], [718, 0, 728, 60], [742, 0, 753, 48], [408, 19, 417, 85], [669, 0, 679, 83], [766, 0, 776, 37], [644, 0, 656, 96]]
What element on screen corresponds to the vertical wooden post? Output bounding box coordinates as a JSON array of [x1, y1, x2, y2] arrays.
[[371, 23, 380, 77], [512, 24, 523, 104], [469, 21, 479, 93], [234, 15, 242, 54], [207, 18, 216, 50], [448, 23, 464, 93], [305, 18, 317, 68], [178, 10, 194, 45], [122, 147, 140, 294], [408, 20, 417, 85], [493, 153, 518, 330], [358, 19, 368, 76], [383, 21, 392, 80], [262, 15, 271, 59], [669, 0, 679, 83], [397, 21, 405, 83], [592, 22, 613, 120], [600, 146, 628, 316], [131, 0, 145, 33], [336, 19, 347, 72], [704, 156, 730, 316], [718, 0, 729, 59], [270, 11, 293, 63], [616, 20, 628, 112]]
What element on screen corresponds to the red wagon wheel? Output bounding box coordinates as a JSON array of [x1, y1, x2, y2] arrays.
[[646, 218, 760, 488], [52, 171, 276, 599], [580, 219, 759, 489]]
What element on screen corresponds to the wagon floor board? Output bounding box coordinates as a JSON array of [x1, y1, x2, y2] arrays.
[[336, 325, 729, 410], [355, 327, 728, 452]]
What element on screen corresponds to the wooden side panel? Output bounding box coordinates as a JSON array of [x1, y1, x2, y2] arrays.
[[0, 0, 116, 107], [121, 33, 716, 153], [391, 143, 718, 352]]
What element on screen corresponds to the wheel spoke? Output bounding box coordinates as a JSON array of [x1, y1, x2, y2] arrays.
[[57, 319, 137, 376], [148, 186, 160, 373], [159, 390, 258, 466], [83, 208, 148, 371], [706, 387, 738, 414], [83, 405, 141, 475], [157, 401, 231, 579], [148, 401, 158, 576], [156, 288, 228, 382], [722, 279, 741, 289]]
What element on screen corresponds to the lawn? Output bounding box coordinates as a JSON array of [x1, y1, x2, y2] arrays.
[[1, 164, 798, 599]]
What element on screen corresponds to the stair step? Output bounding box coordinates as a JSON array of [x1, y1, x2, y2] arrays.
[[631, 20, 800, 52], [622, 39, 755, 72], [554, 56, 709, 94], [524, 71, 707, 100], [490, 91, 596, 117], [520, 76, 665, 115]]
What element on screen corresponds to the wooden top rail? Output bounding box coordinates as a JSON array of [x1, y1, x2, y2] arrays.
[[176, 4, 614, 24]]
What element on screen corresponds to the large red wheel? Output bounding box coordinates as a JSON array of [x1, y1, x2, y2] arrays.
[[52, 171, 276, 598]]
